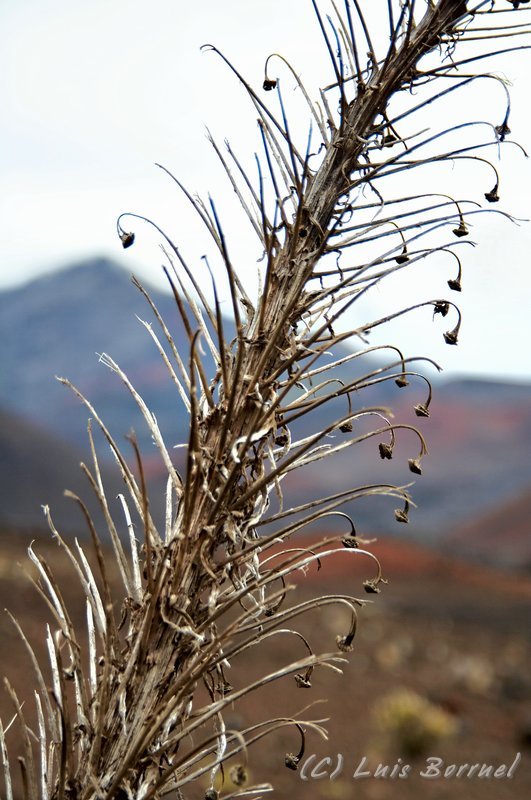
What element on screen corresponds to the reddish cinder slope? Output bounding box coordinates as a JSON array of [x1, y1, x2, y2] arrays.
[[280, 531, 531, 601]]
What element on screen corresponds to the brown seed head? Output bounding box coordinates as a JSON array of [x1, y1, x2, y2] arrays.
[[395, 376, 409, 388], [285, 754, 300, 771], [379, 442, 394, 460], [394, 508, 409, 524], [433, 301, 450, 317], [408, 457, 422, 475], [341, 536, 359, 549], [119, 231, 135, 249], [336, 634, 354, 652], [484, 184, 500, 203], [452, 222, 468, 238], [495, 120, 511, 140], [230, 765, 248, 787], [443, 329, 459, 345]]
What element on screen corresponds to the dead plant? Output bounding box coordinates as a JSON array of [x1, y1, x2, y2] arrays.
[[2, 2, 529, 798]]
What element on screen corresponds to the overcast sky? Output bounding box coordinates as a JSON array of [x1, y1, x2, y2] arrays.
[[1, 0, 531, 381]]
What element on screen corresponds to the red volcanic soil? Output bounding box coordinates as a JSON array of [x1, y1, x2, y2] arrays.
[[268, 530, 531, 601]]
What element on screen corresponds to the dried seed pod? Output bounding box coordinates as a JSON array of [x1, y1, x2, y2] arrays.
[[452, 221, 469, 238], [230, 765, 248, 787], [495, 119, 511, 140], [263, 78, 277, 91], [443, 329, 459, 345], [395, 246, 409, 264], [433, 301, 450, 317], [336, 634, 354, 652], [341, 535, 359, 549], [294, 672, 312, 688], [414, 404, 430, 418], [447, 278, 462, 292], [394, 507, 409, 524], [484, 184, 500, 203], [395, 375, 409, 388], [382, 132, 399, 147], [408, 457, 422, 475], [379, 442, 394, 460], [204, 791, 219, 800], [339, 421, 353, 433], [285, 754, 300, 771], [363, 579, 381, 594], [119, 230, 135, 249]]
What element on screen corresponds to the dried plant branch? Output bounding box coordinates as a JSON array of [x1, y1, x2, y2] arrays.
[[3, 2, 529, 799]]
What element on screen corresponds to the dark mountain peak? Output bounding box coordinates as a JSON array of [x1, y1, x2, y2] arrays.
[[47, 254, 126, 280], [47, 256, 134, 303], [0, 257, 145, 323], [4, 255, 128, 296], [53, 255, 130, 287], [0, 255, 171, 337], [0, 255, 191, 452]]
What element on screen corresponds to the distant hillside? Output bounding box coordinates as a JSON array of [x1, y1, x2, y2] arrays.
[[386, 378, 531, 539], [1, 258, 531, 560], [449, 486, 531, 570], [0, 257, 193, 453], [0, 406, 127, 534]]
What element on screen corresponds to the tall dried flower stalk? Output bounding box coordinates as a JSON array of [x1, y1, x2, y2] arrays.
[[2, 2, 529, 798]]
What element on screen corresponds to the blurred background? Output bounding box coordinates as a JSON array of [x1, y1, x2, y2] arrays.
[[1, 1, 530, 798]]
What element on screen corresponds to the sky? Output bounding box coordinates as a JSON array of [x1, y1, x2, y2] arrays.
[[1, 0, 531, 381]]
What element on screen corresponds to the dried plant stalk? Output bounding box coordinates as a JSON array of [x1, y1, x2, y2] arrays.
[[3, 2, 530, 799]]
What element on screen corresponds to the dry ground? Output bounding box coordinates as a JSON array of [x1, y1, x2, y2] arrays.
[[0, 529, 529, 800]]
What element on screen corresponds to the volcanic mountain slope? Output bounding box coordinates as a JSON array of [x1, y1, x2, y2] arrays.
[[0, 257, 195, 454], [1, 258, 531, 550], [0, 406, 127, 534], [448, 486, 531, 570]]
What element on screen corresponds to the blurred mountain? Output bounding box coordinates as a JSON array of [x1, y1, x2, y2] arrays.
[[0, 406, 126, 533], [384, 378, 531, 540], [1, 258, 530, 563], [0, 257, 194, 454], [448, 486, 531, 570]]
